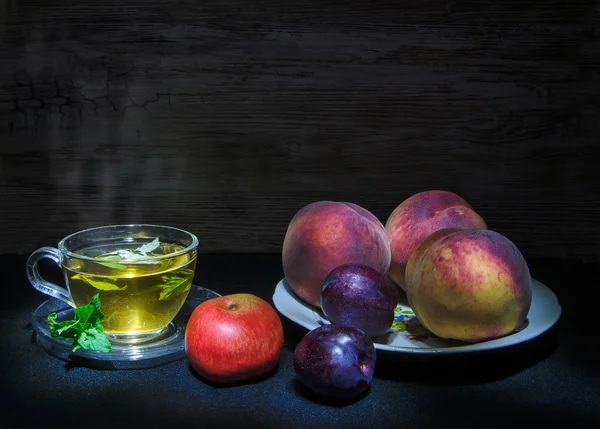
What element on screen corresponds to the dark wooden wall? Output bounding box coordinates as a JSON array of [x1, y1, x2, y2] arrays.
[[1, 0, 599, 261]]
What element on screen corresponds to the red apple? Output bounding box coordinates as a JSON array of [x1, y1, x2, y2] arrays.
[[185, 293, 284, 384]]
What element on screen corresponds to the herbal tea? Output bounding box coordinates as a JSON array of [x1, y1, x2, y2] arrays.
[[62, 238, 197, 336]]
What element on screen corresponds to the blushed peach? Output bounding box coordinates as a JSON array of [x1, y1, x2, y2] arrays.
[[406, 228, 532, 342], [385, 190, 487, 292], [282, 201, 391, 307]]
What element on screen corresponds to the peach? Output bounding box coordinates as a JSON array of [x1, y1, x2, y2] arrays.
[[385, 190, 487, 292], [405, 228, 532, 342], [282, 201, 391, 307]]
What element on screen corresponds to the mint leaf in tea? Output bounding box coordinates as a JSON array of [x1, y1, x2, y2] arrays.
[[99, 237, 161, 261], [158, 269, 195, 300], [72, 274, 128, 291], [48, 293, 112, 353], [62, 238, 197, 336]]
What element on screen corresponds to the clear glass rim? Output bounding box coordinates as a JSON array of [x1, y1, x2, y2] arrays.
[[57, 224, 199, 263]]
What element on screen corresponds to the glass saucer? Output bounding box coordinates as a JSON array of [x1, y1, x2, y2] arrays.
[[31, 285, 221, 369]]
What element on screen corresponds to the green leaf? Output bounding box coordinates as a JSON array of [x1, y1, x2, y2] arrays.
[[46, 293, 112, 353], [73, 274, 127, 291], [90, 293, 101, 309], [56, 320, 81, 337], [74, 304, 95, 323], [74, 327, 111, 352], [85, 327, 112, 352], [47, 313, 59, 335], [94, 254, 128, 270], [158, 277, 190, 300], [73, 331, 88, 351], [96, 254, 125, 261], [98, 262, 128, 270], [48, 313, 80, 338], [98, 263, 127, 270], [158, 269, 194, 300], [159, 258, 174, 271], [93, 318, 105, 333]]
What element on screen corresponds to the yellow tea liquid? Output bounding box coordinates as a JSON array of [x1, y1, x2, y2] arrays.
[[62, 240, 196, 337]]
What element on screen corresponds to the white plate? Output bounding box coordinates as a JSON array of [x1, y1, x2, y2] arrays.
[[273, 278, 561, 355]]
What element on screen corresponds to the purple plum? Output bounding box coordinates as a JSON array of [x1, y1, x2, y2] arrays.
[[320, 264, 400, 337], [293, 324, 376, 400]]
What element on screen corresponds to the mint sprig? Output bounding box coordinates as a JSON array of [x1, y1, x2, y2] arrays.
[[47, 293, 112, 353]]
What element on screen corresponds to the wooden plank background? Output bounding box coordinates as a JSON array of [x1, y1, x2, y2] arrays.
[[1, 0, 599, 261]]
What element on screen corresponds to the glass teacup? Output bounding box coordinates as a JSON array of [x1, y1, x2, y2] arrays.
[[26, 224, 199, 344]]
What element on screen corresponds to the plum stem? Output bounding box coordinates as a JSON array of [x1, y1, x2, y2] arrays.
[[358, 359, 367, 372]]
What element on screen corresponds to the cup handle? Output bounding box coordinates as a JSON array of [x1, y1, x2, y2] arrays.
[[26, 247, 75, 308]]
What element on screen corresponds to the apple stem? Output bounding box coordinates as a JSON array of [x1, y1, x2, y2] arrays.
[[228, 304, 238, 311]]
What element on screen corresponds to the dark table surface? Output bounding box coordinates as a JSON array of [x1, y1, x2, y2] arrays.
[[1, 253, 599, 429]]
